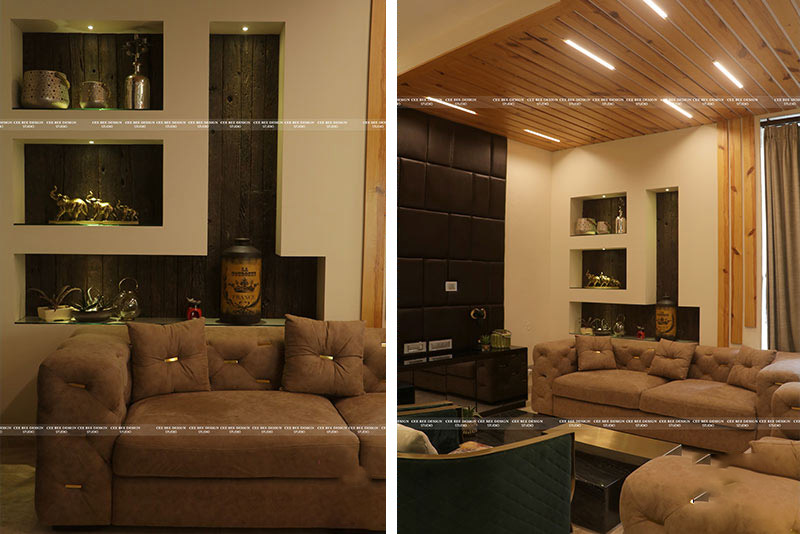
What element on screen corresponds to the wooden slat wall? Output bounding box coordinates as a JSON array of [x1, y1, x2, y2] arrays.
[[24, 144, 163, 225], [22, 33, 163, 109], [718, 121, 731, 347], [361, 0, 386, 327], [717, 116, 759, 346]]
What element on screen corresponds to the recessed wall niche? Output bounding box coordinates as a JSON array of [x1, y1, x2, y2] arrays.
[[19, 24, 163, 110], [23, 143, 163, 226], [570, 249, 627, 289]]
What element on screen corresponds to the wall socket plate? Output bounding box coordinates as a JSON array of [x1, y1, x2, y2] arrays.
[[445, 281, 458, 292], [428, 339, 453, 352], [403, 341, 427, 354]]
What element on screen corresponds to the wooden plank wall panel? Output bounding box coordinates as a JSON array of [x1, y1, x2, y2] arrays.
[[361, 0, 386, 327], [581, 249, 626, 288], [24, 144, 163, 225], [656, 191, 679, 302], [207, 34, 317, 319], [742, 117, 758, 328], [729, 119, 744, 344], [717, 121, 731, 347], [22, 33, 163, 109], [717, 116, 760, 344]]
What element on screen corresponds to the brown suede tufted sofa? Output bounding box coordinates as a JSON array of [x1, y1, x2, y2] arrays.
[[35, 325, 386, 530], [532, 337, 800, 452]]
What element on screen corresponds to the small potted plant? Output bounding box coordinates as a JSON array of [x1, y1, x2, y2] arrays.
[[28, 285, 81, 322], [71, 287, 114, 323], [479, 334, 491, 352], [461, 406, 482, 437]]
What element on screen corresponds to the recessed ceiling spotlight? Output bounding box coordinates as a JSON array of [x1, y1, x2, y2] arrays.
[[425, 96, 477, 115], [242, 26, 249, 32], [564, 39, 615, 70], [665, 188, 670, 191], [643, 0, 668, 18], [524, 128, 561, 143], [89, 140, 95, 144], [662, 99, 693, 119], [713, 61, 744, 89], [87, 25, 94, 30], [602, 195, 607, 198]]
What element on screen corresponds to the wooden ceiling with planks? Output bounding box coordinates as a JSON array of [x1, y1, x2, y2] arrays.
[[398, 0, 800, 150]]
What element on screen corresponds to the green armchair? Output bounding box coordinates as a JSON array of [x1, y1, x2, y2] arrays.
[[398, 431, 575, 533]]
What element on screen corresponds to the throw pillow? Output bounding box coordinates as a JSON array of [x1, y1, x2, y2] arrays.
[[727, 345, 777, 391], [575, 335, 616, 371], [647, 339, 697, 380], [282, 314, 365, 397], [729, 438, 800, 481], [397, 424, 438, 454], [128, 318, 210, 402]]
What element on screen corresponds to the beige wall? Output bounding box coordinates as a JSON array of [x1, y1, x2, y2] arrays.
[[506, 125, 735, 352], [504, 140, 552, 362], [0, 0, 371, 423]]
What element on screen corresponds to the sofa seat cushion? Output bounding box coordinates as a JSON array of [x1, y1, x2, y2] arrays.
[[552, 370, 668, 409], [115, 390, 359, 479], [640, 379, 756, 429], [334, 393, 386, 479]]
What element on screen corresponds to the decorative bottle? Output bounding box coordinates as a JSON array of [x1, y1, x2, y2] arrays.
[[123, 34, 150, 110], [615, 200, 627, 234], [220, 238, 262, 324]]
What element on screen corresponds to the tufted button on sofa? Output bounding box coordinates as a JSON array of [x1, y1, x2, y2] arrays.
[[35, 326, 386, 530], [531, 337, 800, 452]]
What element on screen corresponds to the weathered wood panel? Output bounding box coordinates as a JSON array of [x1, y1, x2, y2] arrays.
[[656, 191, 679, 302], [581, 249, 627, 289], [581, 302, 700, 342], [22, 33, 163, 109], [24, 144, 163, 225]]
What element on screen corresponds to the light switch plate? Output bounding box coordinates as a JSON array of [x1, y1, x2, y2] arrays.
[[445, 281, 458, 292], [403, 341, 426, 354]]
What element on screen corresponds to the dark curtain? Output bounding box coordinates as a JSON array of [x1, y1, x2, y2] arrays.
[[764, 124, 800, 352]]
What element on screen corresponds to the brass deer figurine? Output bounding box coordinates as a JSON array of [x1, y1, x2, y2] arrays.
[[86, 191, 114, 221], [50, 186, 88, 221]]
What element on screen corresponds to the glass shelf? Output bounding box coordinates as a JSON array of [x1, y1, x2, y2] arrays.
[[16, 317, 286, 327]]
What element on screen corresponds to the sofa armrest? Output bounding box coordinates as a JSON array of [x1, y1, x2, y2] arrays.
[[531, 338, 576, 415], [757, 354, 800, 427], [769, 382, 800, 440], [35, 332, 131, 526]]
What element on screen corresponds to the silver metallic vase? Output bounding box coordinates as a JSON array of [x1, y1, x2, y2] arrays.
[[124, 62, 150, 110]]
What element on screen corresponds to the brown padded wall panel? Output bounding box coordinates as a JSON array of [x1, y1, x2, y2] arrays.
[[398, 108, 506, 359], [427, 117, 454, 166], [398, 110, 428, 161], [398, 158, 426, 209], [397, 258, 424, 308], [453, 124, 492, 175], [397, 208, 448, 258]]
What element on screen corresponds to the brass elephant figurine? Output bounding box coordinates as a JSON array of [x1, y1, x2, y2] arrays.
[[585, 270, 621, 288], [86, 191, 115, 221], [115, 200, 139, 221], [50, 186, 88, 221]]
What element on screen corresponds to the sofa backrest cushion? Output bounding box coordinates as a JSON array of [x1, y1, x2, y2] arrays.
[[206, 327, 285, 390], [610, 338, 658, 371], [689, 345, 737, 383], [727, 345, 777, 391], [281, 314, 366, 397], [127, 318, 211, 402], [729, 437, 800, 481], [647, 339, 697, 380], [575, 335, 616, 371], [364, 327, 386, 392]]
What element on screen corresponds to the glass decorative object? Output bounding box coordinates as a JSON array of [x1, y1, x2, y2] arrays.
[[113, 277, 141, 321]]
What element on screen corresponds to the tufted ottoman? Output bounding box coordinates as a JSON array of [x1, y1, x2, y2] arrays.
[[620, 449, 800, 533]]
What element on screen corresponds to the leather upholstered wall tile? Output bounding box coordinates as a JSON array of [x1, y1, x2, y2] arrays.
[[398, 108, 507, 360]]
